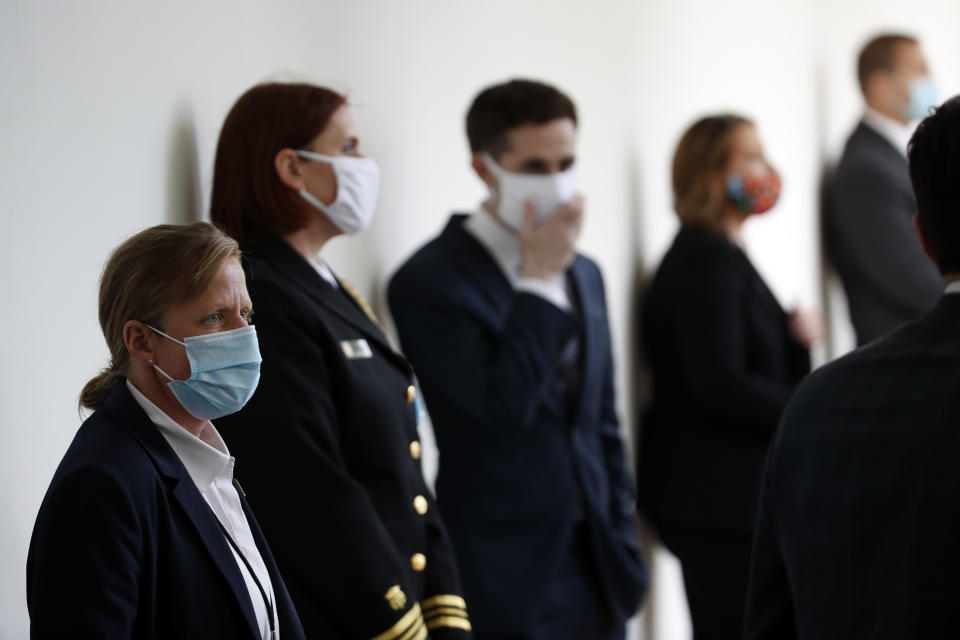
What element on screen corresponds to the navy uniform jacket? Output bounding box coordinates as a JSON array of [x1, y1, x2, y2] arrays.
[[639, 226, 810, 534], [746, 293, 960, 640], [388, 214, 648, 633], [27, 384, 306, 639], [824, 121, 941, 345], [215, 235, 471, 640]]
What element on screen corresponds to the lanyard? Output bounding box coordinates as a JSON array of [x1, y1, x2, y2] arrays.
[[217, 520, 277, 640]]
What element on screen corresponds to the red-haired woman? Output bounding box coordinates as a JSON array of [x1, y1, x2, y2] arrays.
[[211, 83, 471, 640]]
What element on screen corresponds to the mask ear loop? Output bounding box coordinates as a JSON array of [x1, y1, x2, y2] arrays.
[[145, 324, 183, 381]]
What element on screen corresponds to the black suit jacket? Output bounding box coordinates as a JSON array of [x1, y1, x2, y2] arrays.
[[388, 214, 647, 634], [746, 293, 960, 640], [215, 235, 470, 640], [27, 384, 305, 640], [824, 120, 941, 345], [639, 226, 810, 533]]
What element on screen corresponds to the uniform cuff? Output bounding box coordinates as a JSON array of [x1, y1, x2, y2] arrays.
[[422, 594, 472, 633], [371, 603, 427, 640]]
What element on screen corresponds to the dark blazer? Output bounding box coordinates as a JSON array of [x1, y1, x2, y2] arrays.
[[27, 383, 305, 640], [824, 120, 941, 345], [215, 235, 470, 640], [388, 214, 648, 633], [638, 226, 810, 533], [745, 293, 960, 640]]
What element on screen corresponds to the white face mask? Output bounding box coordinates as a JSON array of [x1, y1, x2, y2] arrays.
[[296, 150, 381, 235], [483, 153, 579, 230]]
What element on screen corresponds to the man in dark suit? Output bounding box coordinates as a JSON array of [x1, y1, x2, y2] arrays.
[[388, 79, 647, 640], [824, 33, 942, 345], [745, 95, 960, 639]]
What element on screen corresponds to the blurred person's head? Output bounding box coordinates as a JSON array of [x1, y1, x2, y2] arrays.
[[81, 223, 246, 419], [672, 115, 781, 236], [82, 223, 259, 434], [909, 96, 960, 277], [858, 34, 937, 125], [211, 82, 380, 248], [467, 79, 579, 229]]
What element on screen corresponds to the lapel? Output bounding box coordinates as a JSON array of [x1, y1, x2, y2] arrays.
[[568, 257, 599, 424], [734, 247, 787, 327], [103, 386, 261, 640], [445, 215, 518, 319], [248, 236, 411, 375]]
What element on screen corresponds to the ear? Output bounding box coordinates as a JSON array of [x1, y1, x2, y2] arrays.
[[913, 214, 938, 266], [123, 320, 157, 367], [274, 148, 306, 190], [471, 152, 497, 190]]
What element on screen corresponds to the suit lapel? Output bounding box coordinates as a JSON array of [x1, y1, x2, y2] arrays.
[[569, 258, 599, 424], [104, 387, 260, 640], [249, 237, 411, 375], [446, 215, 518, 318]]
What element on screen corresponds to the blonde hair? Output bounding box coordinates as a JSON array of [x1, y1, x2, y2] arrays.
[[80, 222, 240, 411], [672, 114, 752, 228]]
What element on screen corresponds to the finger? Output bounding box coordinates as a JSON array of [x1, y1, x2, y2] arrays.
[[520, 200, 537, 235]]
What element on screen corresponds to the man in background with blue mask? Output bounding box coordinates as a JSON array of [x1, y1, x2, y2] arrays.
[[388, 79, 647, 640], [825, 33, 943, 346]]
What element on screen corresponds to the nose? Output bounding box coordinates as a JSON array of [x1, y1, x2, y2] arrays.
[[227, 309, 249, 330]]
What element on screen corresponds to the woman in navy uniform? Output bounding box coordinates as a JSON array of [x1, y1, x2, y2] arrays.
[[211, 82, 471, 640]]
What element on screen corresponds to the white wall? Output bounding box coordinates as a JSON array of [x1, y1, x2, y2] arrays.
[[1, 1, 958, 637]]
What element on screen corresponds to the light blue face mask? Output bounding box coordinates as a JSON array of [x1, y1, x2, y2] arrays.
[[907, 77, 939, 121], [148, 324, 262, 420]]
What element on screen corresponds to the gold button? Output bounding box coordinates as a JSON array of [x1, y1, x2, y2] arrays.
[[413, 495, 429, 515], [406, 385, 416, 404], [409, 441, 422, 460], [410, 553, 427, 572]]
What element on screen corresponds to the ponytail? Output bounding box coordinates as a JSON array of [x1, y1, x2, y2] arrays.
[[79, 363, 126, 413]]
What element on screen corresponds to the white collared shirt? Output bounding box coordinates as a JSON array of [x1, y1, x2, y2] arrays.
[[309, 255, 339, 288], [126, 381, 278, 640], [944, 281, 960, 295], [863, 107, 915, 158], [464, 206, 571, 310]]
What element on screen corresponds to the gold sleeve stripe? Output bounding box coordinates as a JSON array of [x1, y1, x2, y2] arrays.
[[425, 616, 473, 632], [371, 603, 425, 640], [399, 619, 426, 640], [421, 594, 467, 611], [423, 607, 469, 621]]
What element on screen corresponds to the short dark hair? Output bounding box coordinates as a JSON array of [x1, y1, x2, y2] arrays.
[[857, 34, 918, 94], [211, 83, 346, 247], [466, 79, 577, 158], [909, 96, 960, 274]]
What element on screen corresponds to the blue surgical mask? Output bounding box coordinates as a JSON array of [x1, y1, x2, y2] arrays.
[[907, 77, 939, 121], [148, 325, 262, 420]]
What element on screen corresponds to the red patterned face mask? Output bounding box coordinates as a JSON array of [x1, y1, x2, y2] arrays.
[[725, 173, 782, 214]]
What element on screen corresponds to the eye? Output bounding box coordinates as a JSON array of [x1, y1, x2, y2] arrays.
[[342, 142, 357, 155], [241, 309, 254, 324], [206, 312, 221, 323]]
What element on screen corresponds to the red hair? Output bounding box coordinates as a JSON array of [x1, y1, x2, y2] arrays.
[[210, 83, 346, 246]]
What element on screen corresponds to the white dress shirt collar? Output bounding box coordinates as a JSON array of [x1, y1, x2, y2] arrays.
[[944, 281, 960, 295], [464, 203, 524, 278], [309, 255, 339, 288], [125, 380, 232, 492], [463, 205, 572, 311], [863, 107, 914, 158]]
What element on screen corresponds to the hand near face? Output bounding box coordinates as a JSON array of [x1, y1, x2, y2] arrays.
[[518, 195, 584, 280], [788, 306, 825, 349]]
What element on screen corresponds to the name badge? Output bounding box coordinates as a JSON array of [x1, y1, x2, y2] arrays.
[[341, 338, 373, 360]]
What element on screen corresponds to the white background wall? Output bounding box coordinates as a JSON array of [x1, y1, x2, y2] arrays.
[[1, 1, 958, 638]]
